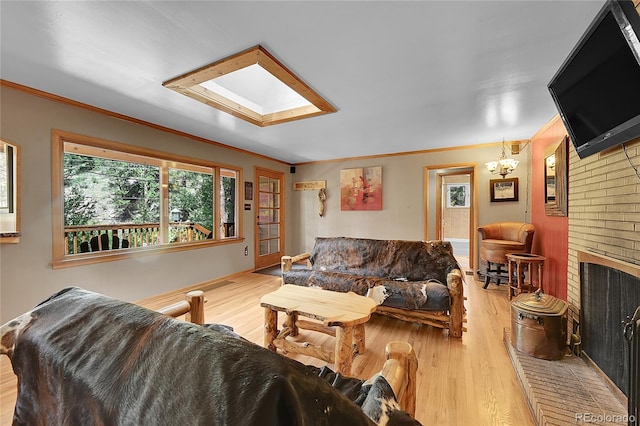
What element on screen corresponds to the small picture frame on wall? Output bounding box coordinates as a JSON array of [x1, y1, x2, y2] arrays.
[[244, 181, 253, 201], [446, 183, 470, 208], [490, 178, 518, 202]]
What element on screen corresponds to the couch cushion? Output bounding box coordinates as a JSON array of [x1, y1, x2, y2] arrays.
[[309, 237, 460, 282], [283, 269, 451, 311]]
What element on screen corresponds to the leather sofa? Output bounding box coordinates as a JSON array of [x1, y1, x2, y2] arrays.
[[281, 236, 465, 337]]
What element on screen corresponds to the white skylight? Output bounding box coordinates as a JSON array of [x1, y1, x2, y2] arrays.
[[163, 45, 335, 127], [199, 64, 313, 115]]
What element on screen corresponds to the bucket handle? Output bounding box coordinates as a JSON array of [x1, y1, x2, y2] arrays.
[[518, 312, 544, 325]]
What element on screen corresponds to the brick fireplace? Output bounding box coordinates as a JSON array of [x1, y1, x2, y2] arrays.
[[566, 138, 640, 421], [566, 140, 640, 309]]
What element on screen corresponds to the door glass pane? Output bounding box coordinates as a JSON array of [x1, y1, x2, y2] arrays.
[[269, 224, 279, 238], [260, 240, 269, 255], [259, 177, 270, 191], [259, 224, 268, 239], [258, 209, 271, 223], [259, 193, 274, 208]]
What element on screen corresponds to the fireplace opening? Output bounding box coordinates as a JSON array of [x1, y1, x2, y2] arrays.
[[581, 262, 640, 398]]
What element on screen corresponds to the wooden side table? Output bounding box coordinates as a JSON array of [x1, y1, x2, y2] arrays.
[[506, 253, 546, 300], [260, 284, 376, 376]]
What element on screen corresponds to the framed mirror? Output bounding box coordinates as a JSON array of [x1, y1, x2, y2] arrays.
[[544, 136, 568, 217], [0, 139, 20, 242]]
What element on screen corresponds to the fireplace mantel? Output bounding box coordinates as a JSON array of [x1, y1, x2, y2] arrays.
[[578, 250, 640, 280]]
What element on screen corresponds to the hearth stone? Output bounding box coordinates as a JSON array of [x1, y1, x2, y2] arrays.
[[504, 328, 627, 425]]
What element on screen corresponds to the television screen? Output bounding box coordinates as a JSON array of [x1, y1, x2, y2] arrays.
[[548, 0, 640, 159]]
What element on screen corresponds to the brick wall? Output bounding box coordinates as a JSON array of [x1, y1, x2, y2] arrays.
[[567, 138, 640, 308]]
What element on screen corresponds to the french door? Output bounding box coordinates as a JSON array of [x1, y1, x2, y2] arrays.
[[254, 168, 284, 269]]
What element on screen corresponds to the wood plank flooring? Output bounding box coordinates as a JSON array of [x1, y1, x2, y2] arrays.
[[0, 270, 534, 426]]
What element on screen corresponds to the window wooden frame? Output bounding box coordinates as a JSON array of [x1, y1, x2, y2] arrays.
[[51, 129, 243, 269], [0, 139, 20, 243]]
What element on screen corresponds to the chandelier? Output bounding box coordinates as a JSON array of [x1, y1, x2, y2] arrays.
[[486, 140, 519, 178]]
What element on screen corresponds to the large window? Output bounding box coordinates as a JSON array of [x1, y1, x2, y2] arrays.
[[52, 130, 241, 268], [0, 139, 20, 243]]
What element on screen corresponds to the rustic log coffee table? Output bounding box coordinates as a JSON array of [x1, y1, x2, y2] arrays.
[[260, 284, 377, 376]]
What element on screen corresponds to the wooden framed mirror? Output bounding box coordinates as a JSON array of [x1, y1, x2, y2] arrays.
[[0, 139, 21, 243], [544, 136, 568, 217]]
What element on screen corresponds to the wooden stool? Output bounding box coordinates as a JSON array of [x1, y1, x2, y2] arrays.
[[506, 253, 546, 300], [260, 285, 376, 376]]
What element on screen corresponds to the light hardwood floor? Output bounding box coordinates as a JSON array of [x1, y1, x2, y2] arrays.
[[0, 270, 534, 426]]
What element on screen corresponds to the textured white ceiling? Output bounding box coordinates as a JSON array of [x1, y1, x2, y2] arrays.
[[0, 1, 605, 163]]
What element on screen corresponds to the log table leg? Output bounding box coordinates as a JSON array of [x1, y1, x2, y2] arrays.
[[353, 324, 366, 354], [335, 325, 354, 376], [284, 312, 299, 336], [264, 307, 278, 351]]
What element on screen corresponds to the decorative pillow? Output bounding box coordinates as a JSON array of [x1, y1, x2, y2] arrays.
[[361, 375, 423, 426]]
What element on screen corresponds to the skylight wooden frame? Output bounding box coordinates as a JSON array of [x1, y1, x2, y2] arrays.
[[163, 45, 336, 127]]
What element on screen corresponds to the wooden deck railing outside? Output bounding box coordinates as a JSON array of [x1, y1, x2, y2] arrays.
[[64, 222, 212, 255]]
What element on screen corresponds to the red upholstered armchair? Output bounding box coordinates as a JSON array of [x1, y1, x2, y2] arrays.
[[477, 222, 535, 289]]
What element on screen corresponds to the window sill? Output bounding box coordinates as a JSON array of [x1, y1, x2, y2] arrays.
[[0, 233, 21, 244], [51, 237, 244, 269]]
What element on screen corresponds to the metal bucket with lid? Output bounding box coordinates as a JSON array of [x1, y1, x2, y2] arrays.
[[510, 290, 568, 360]]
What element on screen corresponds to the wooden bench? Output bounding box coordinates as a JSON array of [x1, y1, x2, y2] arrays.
[[261, 285, 377, 376]]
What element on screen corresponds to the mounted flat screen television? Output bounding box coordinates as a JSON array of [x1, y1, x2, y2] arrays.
[[548, 0, 640, 159]]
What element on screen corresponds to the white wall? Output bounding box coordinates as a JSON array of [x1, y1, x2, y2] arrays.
[[0, 87, 290, 323], [290, 145, 532, 265]]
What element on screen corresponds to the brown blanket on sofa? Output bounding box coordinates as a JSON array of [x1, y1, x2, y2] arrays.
[[1, 287, 421, 425], [283, 237, 461, 311]]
